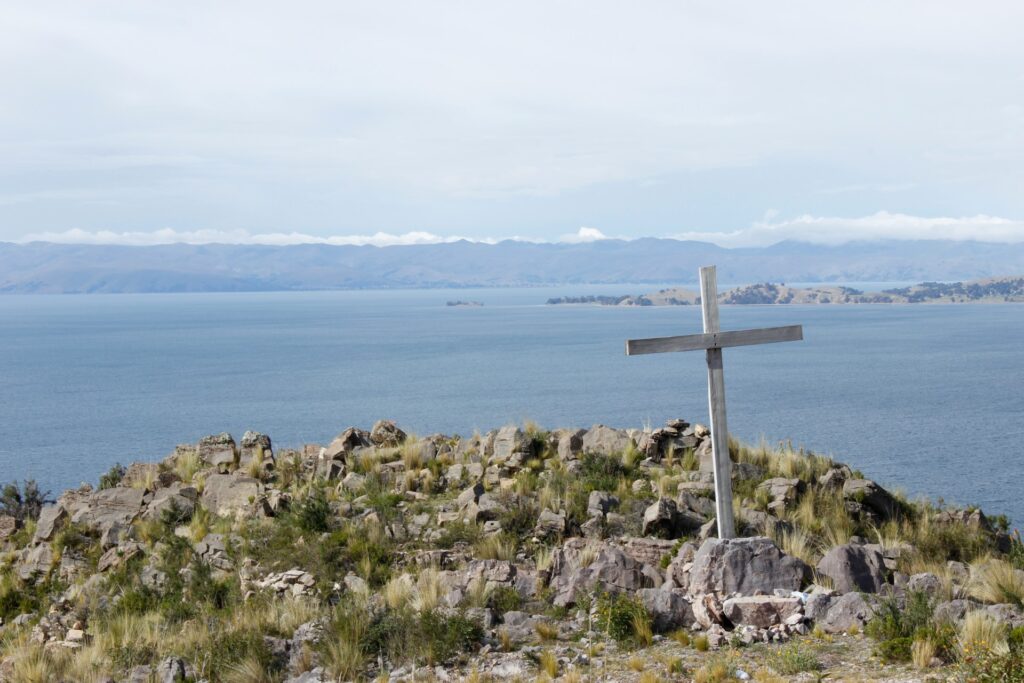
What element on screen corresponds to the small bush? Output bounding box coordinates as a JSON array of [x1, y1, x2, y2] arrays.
[[595, 592, 652, 646], [99, 463, 126, 489], [767, 641, 820, 674], [489, 586, 521, 615], [0, 480, 52, 522], [865, 590, 935, 662], [297, 488, 332, 533], [436, 521, 482, 548]]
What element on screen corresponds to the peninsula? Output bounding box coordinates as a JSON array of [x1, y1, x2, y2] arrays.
[[1, 419, 1021, 681], [547, 275, 1024, 306]]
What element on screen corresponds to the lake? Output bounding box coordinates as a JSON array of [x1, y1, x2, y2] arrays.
[[1, 287, 1021, 526]]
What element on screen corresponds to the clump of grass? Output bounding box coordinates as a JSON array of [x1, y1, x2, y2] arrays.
[[693, 655, 735, 683], [911, 637, 936, 669], [968, 558, 1024, 606], [772, 526, 817, 565], [174, 448, 203, 484], [767, 641, 821, 674], [382, 574, 413, 610], [474, 532, 517, 561], [411, 567, 443, 612], [670, 629, 690, 646], [632, 610, 653, 648], [538, 649, 558, 677], [693, 634, 709, 651], [628, 654, 645, 671], [535, 621, 559, 643], [959, 610, 1009, 658]]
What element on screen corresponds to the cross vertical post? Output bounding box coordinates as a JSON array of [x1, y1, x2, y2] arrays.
[[700, 266, 736, 539]]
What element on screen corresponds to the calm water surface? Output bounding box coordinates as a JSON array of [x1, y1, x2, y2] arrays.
[[1, 288, 1022, 525]]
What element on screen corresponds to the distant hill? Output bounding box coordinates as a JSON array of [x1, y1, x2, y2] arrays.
[[547, 276, 1024, 306], [2, 239, 1024, 293]]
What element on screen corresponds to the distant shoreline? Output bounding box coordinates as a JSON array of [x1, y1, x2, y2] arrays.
[[547, 275, 1024, 306]]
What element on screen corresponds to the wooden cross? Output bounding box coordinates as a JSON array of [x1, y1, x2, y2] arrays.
[[626, 265, 803, 539]]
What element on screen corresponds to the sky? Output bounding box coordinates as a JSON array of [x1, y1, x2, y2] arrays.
[[1, 1, 1023, 247]]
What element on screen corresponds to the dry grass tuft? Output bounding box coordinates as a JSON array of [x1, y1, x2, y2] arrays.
[[959, 610, 1009, 657]]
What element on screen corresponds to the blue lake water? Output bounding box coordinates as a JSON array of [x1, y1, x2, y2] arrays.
[[1, 288, 1022, 526]]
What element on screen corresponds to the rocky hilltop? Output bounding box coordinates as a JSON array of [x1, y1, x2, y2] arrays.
[[548, 275, 1024, 306], [1, 420, 1022, 682]]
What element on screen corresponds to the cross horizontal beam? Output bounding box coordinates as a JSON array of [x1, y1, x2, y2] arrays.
[[625, 324, 803, 356]]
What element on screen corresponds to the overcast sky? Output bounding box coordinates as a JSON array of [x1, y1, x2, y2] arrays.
[[2, 1, 1023, 247]]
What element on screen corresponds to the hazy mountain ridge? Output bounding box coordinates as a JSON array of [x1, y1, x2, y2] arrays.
[[2, 239, 1024, 293]]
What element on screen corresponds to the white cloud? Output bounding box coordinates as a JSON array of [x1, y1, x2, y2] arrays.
[[17, 228, 468, 247], [674, 212, 1024, 248], [558, 227, 609, 243], [16, 213, 1024, 248], [15, 228, 596, 247]]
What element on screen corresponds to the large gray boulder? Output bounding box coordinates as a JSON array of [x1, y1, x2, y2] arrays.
[[818, 592, 874, 633], [197, 433, 237, 471], [17, 542, 53, 581], [239, 431, 273, 467], [323, 427, 372, 460], [33, 504, 67, 543], [816, 543, 887, 593], [370, 419, 407, 447], [144, 483, 199, 522], [843, 479, 900, 520], [581, 425, 633, 455], [687, 537, 810, 597], [641, 498, 705, 538], [550, 543, 652, 607], [556, 429, 585, 461], [71, 487, 146, 535], [201, 474, 264, 518], [637, 587, 696, 632], [492, 425, 530, 465]]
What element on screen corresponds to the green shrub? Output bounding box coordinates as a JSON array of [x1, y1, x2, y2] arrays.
[[364, 608, 482, 667], [497, 496, 539, 537], [958, 649, 1024, 682], [297, 488, 332, 533], [578, 453, 629, 493], [489, 586, 521, 615], [0, 479, 52, 522], [767, 642, 821, 674], [436, 521, 482, 548], [595, 592, 651, 645], [866, 591, 937, 662], [99, 463, 126, 489]]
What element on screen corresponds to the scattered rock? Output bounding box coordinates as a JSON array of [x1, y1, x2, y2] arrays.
[[816, 543, 887, 593], [722, 595, 802, 628], [637, 587, 695, 632], [687, 537, 810, 597], [197, 433, 237, 471], [819, 592, 874, 633], [581, 425, 633, 455]]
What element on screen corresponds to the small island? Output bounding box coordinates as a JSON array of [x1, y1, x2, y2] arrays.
[[446, 300, 484, 307], [0, 419, 1020, 680]]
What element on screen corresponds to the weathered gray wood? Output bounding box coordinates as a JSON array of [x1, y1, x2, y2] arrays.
[[625, 264, 803, 541], [705, 345, 735, 539], [625, 325, 803, 356], [700, 266, 736, 539], [700, 265, 720, 335]]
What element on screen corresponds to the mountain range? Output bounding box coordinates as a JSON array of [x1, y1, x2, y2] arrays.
[[2, 239, 1024, 293]]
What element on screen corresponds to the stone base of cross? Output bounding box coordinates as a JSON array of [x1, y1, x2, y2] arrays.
[[626, 265, 803, 539]]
